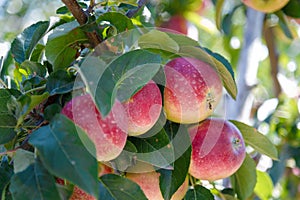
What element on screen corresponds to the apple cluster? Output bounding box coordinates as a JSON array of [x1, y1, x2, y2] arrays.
[[61, 57, 246, 199]]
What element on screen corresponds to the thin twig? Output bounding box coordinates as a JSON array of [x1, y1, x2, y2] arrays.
[[61, 0, 101, 47], [126, 0, 149, 18]]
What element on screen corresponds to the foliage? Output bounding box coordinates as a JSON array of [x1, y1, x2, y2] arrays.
[[0, 0, 299, 200]]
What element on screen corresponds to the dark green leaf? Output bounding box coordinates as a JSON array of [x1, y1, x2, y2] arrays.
[[19, 60, 47, 77], [43, 104, 62, 121], [95, 49, 162, 116], [97, 12, 134, 33], [17, 92, 49, 127], [129, 128, 174, 168], [230, 120, 278, 160], [11, 21, 50, 64], [275, 11, 294, 40], [184, 185, 214, 200], [159, 122, 191, 200], [9, 158, 60, 200], [0, 89, 19, 144], [30, 44, 45, 62], [99, 174, 147, 200], [46, 70, 83, 95], [0, 159, 14, 197], [45, 22, 88, 70], [230, 154, 257, 200], [283, 0, 300, 18], [179, 46, 237, 99], [28, 114, 99, 198]]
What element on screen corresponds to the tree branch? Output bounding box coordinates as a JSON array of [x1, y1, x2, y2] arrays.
[[126, 0, 149, 18], [263, 22, 281, 97], [62, 0, 101, 47]]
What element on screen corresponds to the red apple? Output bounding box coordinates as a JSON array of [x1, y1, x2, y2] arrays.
[[159, 15, 188, 35], [122, 80, 162, 136], [189, 119, 246, 181], [164, 57, 222, 124], [61, 94, 127, 162], [69, 186, 96, 200], [126, 171, 188, 200]]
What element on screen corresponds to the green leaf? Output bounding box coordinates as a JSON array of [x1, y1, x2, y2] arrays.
[[46, 70, 83, 95], [254, 170, 274, 200], [282, 0, 300, 18], [99, 174, 147, 200], [230, 154, 257, 200], [230, 120, 278, 160], [11, 21, 50, 64], [184, 185, 214, 200], [28, 114, 99, 198], [0, 89, 19, 144], [45, 22, 88, 70], [179, 46, 237, 99], [138, 30, 180, 53], [19, 60, 47, 77], [129, 128, 174, 168], [165, 32, 199, 47], [17, 92, 50, 127], [9, 158, 60, 200], [13, 149, 35, 174], [97, 12, 134, 33], [0, 159, 14, 198], [95, 49, 162, 116], [43, 104, 62, 121], [30, 44, 45, 62], [159, 122, 191, 200]]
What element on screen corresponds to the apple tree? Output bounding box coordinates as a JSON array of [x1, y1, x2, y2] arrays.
[[0, 0, 299, 199]]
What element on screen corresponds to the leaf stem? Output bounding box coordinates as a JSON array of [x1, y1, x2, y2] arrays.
[[0, 149, 18, 156], [24, 85, 46, 94]]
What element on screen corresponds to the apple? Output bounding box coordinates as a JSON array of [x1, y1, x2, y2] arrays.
[[242, 0, 290, 13], [126, 171, 188, 200], [188, 119, 246, 181], [69, 186, 95, 200], [61, 94, 128, 162], [159, 15, 188, 35], [122, 80, 162, 136], [164, 57, 222, 124]]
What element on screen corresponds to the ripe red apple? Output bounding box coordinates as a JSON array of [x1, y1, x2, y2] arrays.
[[188, 119, 246, 181], [159, 15, 188, 35], [164, 57, 222, 124], [126, 171, 188, 200], [122, 80, 162, 136], [242, 0, 289, 13], [69, 186, 96, 200], [61, 94, 127, 162]]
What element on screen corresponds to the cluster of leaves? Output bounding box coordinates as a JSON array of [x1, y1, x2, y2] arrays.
[[0, 0, 279, 200]]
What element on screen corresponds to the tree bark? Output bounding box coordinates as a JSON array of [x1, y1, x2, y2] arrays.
[[225, 8, 265, 122], [61, 0, 101, 47]]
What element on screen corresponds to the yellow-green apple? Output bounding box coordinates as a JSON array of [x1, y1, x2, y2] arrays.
[[122, 80, 162, 136], [126, 171, 188, 200], [189, 119, 246, 181], [164, 57, 222, 124], [61, 94, 127, 162], [242, 0, 290, 13], [159, 15, 188, 35]]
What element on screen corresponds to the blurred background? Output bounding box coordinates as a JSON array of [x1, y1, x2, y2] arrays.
[[0, 0, 299, 199]]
